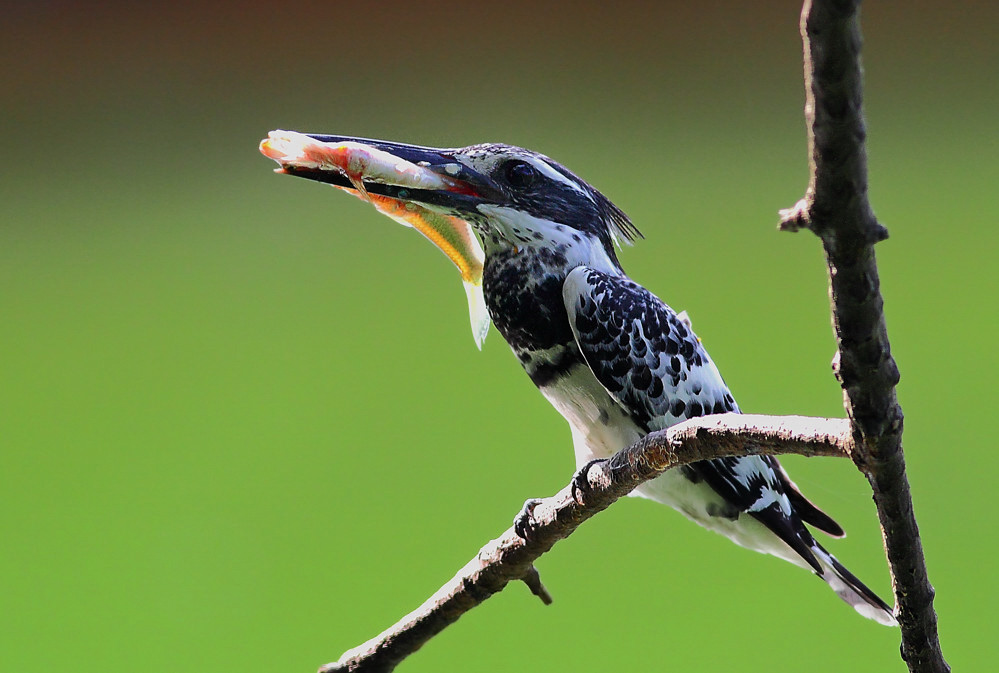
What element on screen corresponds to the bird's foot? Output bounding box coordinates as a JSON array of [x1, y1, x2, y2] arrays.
[[571, 458, 608, 505], [513, 498, 544, 541]]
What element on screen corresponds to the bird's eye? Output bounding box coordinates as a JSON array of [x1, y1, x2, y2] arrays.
[[503, 160, 539, 189]]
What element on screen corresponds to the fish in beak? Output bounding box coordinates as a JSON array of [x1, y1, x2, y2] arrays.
[[259, 130, 499, 349]]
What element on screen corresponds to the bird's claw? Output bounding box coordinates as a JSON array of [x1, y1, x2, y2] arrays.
[[513, 498, 544, 541], [571, 458, 608, 505]]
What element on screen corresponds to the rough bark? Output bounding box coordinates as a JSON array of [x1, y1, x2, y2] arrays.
[[320, 414, 849, 673], [778, 1, 947, 671]]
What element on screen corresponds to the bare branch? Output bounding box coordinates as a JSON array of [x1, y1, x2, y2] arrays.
[[320, 414, 849, 673], [779, 1, 947, 671]]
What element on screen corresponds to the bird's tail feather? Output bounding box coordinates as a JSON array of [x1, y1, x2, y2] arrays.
[[813, 544, 897, 626]]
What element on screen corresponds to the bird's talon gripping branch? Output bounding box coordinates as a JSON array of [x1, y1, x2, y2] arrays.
[[571, 459, 607, 505], [513, 498, 543, 541]]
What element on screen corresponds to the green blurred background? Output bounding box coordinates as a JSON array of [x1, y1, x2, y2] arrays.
[[2, 1, 995, 671]]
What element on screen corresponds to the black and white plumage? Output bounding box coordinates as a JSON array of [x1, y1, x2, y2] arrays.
[[272, 134, 896, 626]]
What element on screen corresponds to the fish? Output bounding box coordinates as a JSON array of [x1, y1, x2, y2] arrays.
[[260, 130, 490, 348]]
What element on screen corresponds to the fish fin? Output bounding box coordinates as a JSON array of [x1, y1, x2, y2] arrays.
[[464, 279, 490, 350]]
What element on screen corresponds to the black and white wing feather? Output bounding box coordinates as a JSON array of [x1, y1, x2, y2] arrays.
[[562, 267, 825, 562], [561, 266, 895, 624]]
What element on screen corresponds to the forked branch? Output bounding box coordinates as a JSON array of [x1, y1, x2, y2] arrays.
[[314, 2, 946, 671]]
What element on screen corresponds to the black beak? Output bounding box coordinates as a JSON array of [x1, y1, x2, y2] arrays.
[[260, 131, 503, 213]]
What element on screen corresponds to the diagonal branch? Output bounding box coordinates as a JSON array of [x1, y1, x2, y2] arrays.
[[779, 1, 947, 671], [320, 414, 850, 673]]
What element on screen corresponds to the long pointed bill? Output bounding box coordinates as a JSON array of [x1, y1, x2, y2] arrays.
[[259, 130, 495, 349]]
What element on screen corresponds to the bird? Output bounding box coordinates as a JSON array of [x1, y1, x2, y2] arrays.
[[260, 132, 897, 626]]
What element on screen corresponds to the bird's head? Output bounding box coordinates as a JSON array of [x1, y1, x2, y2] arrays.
[[262, 132, 641, 265], [437, 142, 641, 264]]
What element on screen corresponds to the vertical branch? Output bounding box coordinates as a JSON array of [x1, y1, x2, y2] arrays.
[[780, 2, 948, 672]]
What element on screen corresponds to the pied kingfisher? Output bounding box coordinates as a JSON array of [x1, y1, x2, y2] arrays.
[[261, 133, 896, 626]]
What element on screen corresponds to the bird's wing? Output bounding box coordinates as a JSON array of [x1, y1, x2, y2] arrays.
[[562, 267, 843, 567]]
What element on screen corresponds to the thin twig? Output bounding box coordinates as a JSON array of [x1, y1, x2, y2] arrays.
[[320, 414, 849, 673], [521, 565, 553, 605], [779, 1, 947, 671]]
